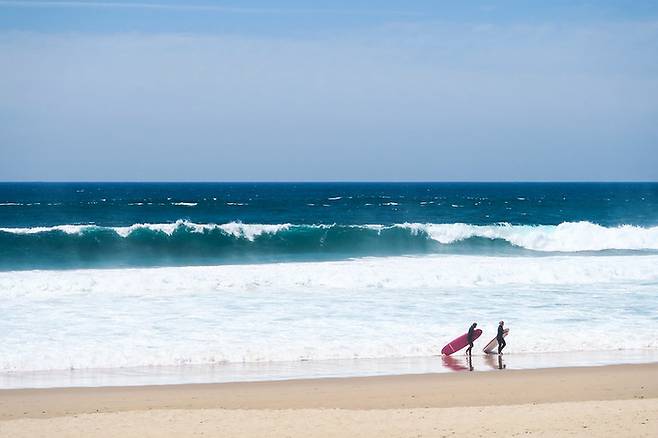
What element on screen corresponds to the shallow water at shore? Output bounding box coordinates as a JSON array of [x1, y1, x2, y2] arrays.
[[2, 349, 657, 389]]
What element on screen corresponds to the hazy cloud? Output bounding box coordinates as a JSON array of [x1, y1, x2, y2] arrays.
[[1, 19, 657, 180], [0, 0, 417, 17]]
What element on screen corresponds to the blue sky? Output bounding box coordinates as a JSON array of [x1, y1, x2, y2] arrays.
[[1, 0, 657, 181]]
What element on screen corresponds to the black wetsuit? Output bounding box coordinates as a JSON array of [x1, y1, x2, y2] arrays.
[[497, 325, 506, 354], [466, 326, 475, 355]]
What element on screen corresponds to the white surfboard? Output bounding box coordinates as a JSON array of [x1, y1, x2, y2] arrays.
[[483, 328, 509, 354]]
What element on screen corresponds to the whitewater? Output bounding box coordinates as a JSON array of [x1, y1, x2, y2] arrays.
[[1, 255, 657, 372]]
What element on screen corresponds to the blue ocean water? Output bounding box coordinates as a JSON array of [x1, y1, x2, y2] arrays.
[[1, 182, 657, 377], [1, 182, 657, 270]]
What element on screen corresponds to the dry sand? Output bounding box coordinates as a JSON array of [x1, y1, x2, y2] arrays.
[[0, 363, 656, 437]]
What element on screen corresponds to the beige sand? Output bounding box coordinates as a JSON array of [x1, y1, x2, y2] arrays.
[[0, 364, 656, 437]]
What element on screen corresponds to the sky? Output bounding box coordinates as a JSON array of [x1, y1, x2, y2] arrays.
[[1, 1, 657, 181]]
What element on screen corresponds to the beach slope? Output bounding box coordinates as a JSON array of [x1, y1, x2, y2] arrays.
[[0, 364, 656, 437]]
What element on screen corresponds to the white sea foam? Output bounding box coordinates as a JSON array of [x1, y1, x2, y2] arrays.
[[0, 224, 93, 234], [216, 222, 291, 240], [327, 196, 342, 200], [396, 222, 658, 252], [172, 202, 198, 206], [0, 203, 22, 206], [3, 255, 657, 299], [1, 255, 657, 372], [113, 222, 182, 237]]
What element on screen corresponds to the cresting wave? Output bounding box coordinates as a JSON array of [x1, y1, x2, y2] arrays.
[[2, 221, 658, 270], [1, 220, 658, 248], [403, 221, 658, 252], [0, 221, 293, 240]]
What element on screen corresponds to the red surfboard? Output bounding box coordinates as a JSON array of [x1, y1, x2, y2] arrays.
[[441, 329, 482, 356]]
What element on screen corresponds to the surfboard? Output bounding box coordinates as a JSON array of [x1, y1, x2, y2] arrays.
[[483, 328, 509, 354], [441, 329, 482, 356]]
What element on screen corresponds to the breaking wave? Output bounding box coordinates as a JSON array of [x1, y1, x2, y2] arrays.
[[1, 221, 657, 270]]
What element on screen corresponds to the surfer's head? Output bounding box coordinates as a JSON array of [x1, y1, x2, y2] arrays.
[[499, 321, 504, 326], [471, 322, 477, 328]]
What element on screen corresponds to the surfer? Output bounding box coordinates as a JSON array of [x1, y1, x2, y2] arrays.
[[466, 322, 477, 356], [497, 321, 507, 354]]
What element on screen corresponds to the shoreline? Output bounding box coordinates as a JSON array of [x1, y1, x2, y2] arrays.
[[3, 349, 658, 390], [1, 363, 656, 420]]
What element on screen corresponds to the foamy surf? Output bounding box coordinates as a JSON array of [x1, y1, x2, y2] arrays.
[[1, 255, 657, 372]]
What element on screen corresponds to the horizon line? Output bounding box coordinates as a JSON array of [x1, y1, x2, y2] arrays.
[[1, 180, 657, 184]]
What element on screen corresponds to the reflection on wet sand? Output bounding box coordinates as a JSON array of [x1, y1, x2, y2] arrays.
[[484, 354, 506, 370], [441, 354, 506, 372], [441, 355, 468, 371]]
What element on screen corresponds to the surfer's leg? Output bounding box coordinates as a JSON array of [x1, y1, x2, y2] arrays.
[[466, 342, 473, 355], [498, 338, 506, 354]]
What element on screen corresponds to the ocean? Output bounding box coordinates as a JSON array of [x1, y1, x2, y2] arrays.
[[1, 182, 657, 384]]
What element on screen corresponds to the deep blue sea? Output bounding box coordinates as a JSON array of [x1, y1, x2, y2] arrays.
[[1, 182, 657, 270], [1, 182, 657, 378]]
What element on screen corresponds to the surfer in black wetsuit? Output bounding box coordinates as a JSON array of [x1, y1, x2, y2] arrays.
[[466, 322, 477, 356], [497, 321, 506, 355]]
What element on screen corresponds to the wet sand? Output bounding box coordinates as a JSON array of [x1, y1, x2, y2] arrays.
[[4, 349, 658, 390], [0, 363, 656, 437]]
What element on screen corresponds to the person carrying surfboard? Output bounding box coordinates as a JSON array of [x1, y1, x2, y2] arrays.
[[497, 321, 507, 355], [466, 322, 477, 356]]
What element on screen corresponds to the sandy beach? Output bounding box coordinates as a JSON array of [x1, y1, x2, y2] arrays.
[[1, 363, 656, 437]]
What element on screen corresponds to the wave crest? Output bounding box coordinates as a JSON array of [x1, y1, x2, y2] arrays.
[[397, 221, 658, 252], [1, 221, 657, 251], [1, 221, 658, 269]]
